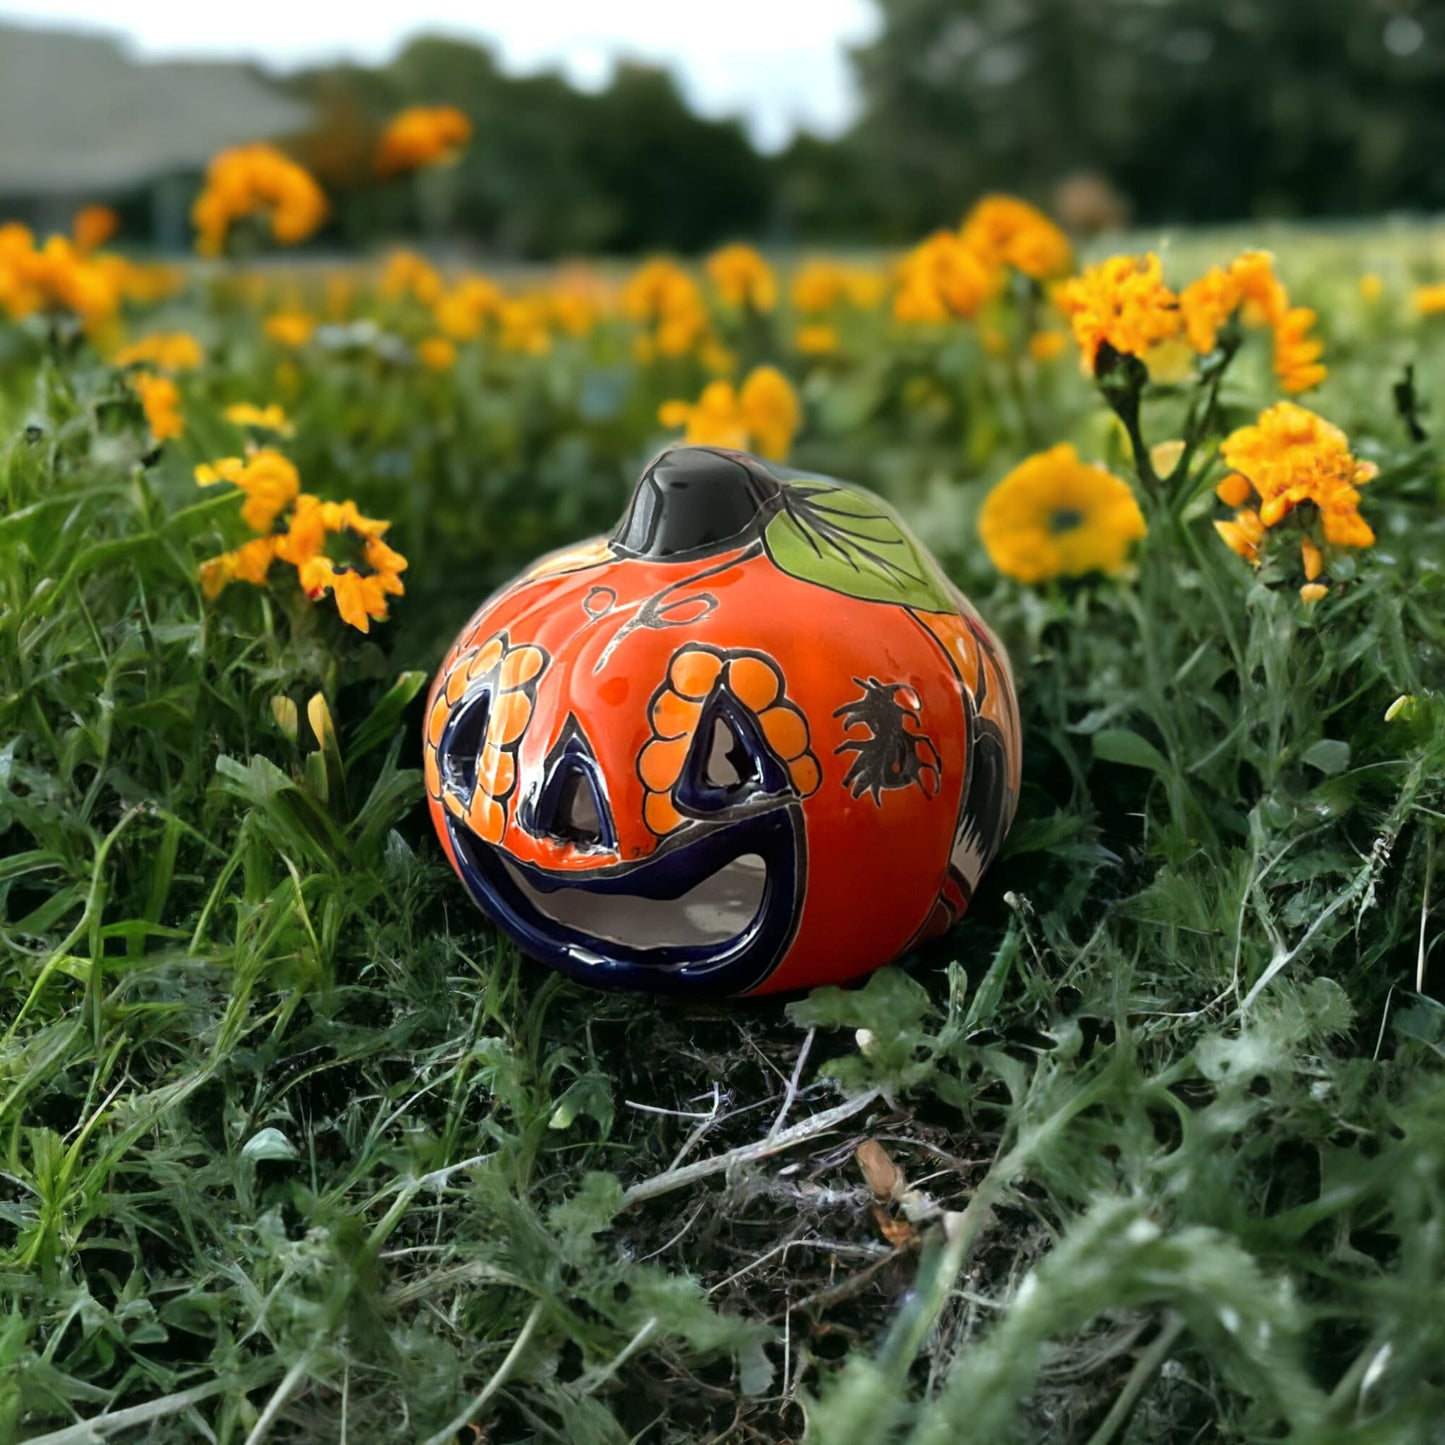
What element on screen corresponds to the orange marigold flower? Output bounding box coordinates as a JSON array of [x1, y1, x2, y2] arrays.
[[1272, 305, 1327, 394], [417, 336, 457, 371], [1028, 329, 1068, 362], [434, 276, 503, 341], [1215, 401, 1376, 562], [659, 365, 801, 460], [0, 232, 120, 324], [1229, 250, 1288, 327], [795, 323, 840, 355], [200, 536, 279, 598], [1215, 507, 1266, 564], [375, 106, 472, 178], [225, 402, 294, 436], [73, 205, 119, 253], [195, 449, 301, 534], [498, 297, 551, 355], [1413, 282, 1445, 316], [623, 258, 711, 357], [791, 259, 851, 314], [1178, 265, 1239, 354], [134, 372, 184, 442], [706, 244, 777, 311], [894, 231, 999, 323], [380, 249, 445, 307], [1054, 252, 1180, 368], [192, 144, 328, 257], [113, 332, 203, 372], [1179, 251, 1325, 391], [275, 495, 407, 633], [960, 194, 1073, 281], [264, 311, 316, 348]]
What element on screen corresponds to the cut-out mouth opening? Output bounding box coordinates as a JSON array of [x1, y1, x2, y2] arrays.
[[447, 802, 804, 995], [503, 852, 766, 949]]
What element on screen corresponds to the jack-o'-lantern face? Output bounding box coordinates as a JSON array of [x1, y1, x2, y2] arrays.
[[425, 446, 1021, 996]]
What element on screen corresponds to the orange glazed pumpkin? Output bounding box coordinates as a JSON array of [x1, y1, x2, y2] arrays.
[[424, 446, 1021, 996]]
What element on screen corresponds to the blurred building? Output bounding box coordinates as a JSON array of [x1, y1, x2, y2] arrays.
[[0, 22, 313, 247]]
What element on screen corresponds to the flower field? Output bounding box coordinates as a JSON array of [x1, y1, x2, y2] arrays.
[[2, 178, 1444, 1442]]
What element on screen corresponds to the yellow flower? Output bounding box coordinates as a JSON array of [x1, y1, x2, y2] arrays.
[[1413, 282, 1445, 316], [325, 271, 356, 320], [375, 106, 472, 177], [113, 332, 203, 373], [960, 194, 1072, 281], [979, 444, 1147, 584], [791, 260, 851, 314], [1359, 273, 1383, 304], [658, 365, 800, 461], [200, 536, 278, 598], [550, 289, 600, 338], [739, 367, 801, 460], [417, 336, 457, 371], [72, 205, 119, 253], [1179, 252, 1325, 392], [1229, 250, 1288, 327], [195, 449, 301, 534], [1054, 253, 1180, 368], [706, 244, 777, 311], [623, 257, 710, 358], [1028, 329, 1067, 362], [380, 250, 444, 307], [434, 276, 502, 341], [0, 230, 120, 325], [1215, 401, 1376, 561], [498, 297, 551, 355], [192, 144, 327, 256], [264, 311, 316, 348], [1177, 265, 1238, 354], [134, 372, 184, 442], [1272, 306, 1327, 394], [1215, 507, 1266, 564], [274, 495, 407, 633], [1299, 582, 1329, 605], [795, 323, 839, 355], [894, 231, 999, 322], [659, 381, 746, 451], [698, 337, 737, 375], [225, 402, 294, 436]]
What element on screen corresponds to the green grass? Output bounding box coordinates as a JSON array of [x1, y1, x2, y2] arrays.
[[2, 226, 1444, 1443]]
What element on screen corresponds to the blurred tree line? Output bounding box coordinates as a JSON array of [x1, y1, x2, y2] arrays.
[[289, 0, 1445, 256]]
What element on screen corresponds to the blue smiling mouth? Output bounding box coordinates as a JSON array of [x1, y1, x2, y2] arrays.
[[446, 802, 804, 996]]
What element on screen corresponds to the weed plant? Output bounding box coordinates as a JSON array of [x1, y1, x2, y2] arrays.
[[1, 226, 1443, 1443]]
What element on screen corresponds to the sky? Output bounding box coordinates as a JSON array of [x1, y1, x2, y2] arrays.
[[0, 0, 880, 150]]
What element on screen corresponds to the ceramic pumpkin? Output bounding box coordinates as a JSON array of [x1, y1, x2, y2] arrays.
[[424, 445, 1021, 997]]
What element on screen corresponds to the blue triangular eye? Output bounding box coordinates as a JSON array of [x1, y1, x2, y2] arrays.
[[520, 718, 616, 850], [440, 688, 490, 797], [676, 689, 789, 813]]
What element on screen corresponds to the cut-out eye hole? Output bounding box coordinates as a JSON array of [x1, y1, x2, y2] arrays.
[[521, 719, 617, 850], [679, 691, 789, 813], [441, 690, 490, 795], [703, 715, 757, 791], [552, 771, 604, 846]]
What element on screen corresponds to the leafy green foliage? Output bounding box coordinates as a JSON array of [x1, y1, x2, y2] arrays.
[[1, 227, 1443, 1443]]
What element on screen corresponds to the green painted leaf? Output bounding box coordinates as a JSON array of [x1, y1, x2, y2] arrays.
[[764, 480, 953, 612]]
